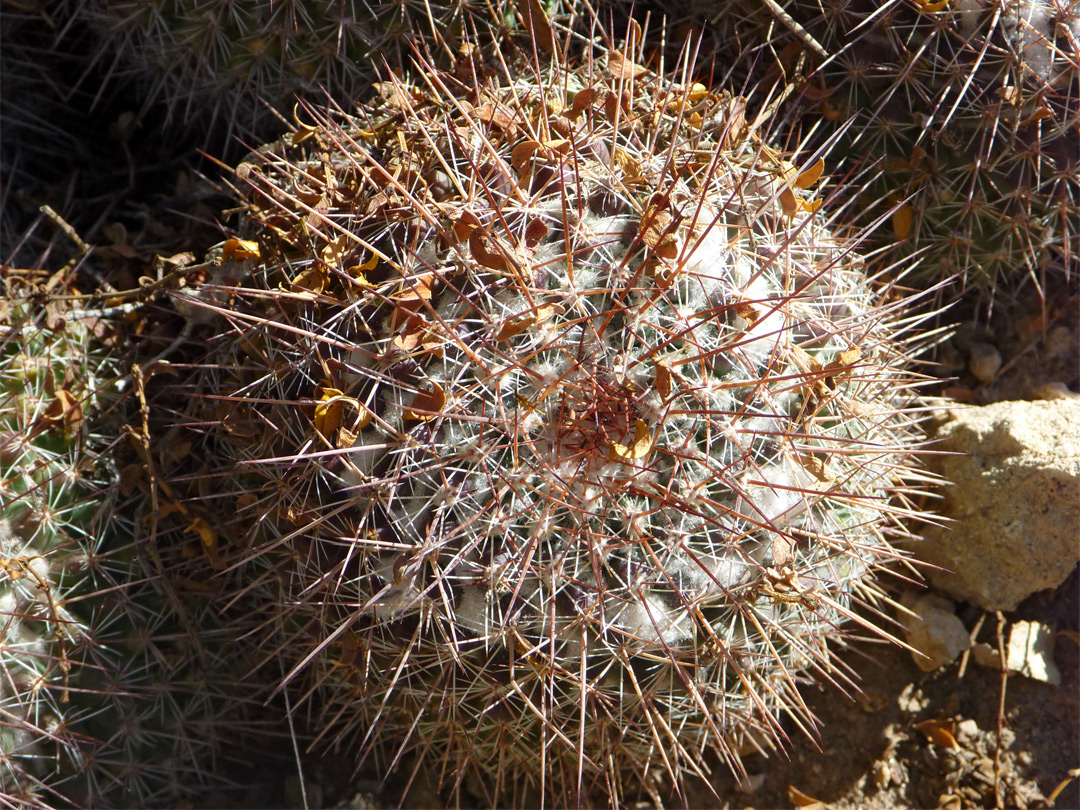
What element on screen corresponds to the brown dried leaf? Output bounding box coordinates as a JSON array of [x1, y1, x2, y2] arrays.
[[614, 147, 644, 181], [221, 237, 261, 262], [611, 419, 652, 460], [795, 157, 825, 188], [475, 102, 518, 137], [734, 301, 763, 325], [494, 303, 559, 342], [314, 386, 347, 436], [403, 381, 447, 422], [524, 217, 549, 246], [41, 389, 82, 434], [373, 81, 423, 109], [640, 200, 677, 258], [772, 535, 796, 567], [914, 719, 960, 749], [469, 230, 516, 274], [654, 361, 672, 398], [186, 517, 223, 569], [893, 204, 914, 239], [391, 273, 435, 305], [520, 0, 554, 54], [511, 140, 543, 172], [321, 234, 353, 269], [788, 785, 826, 809], [348, 253, 378, 286], [608, 49, 650, 81], [569, 87, 596, 117], [779, 187, 800, 216], [289, 266, 329, 295]]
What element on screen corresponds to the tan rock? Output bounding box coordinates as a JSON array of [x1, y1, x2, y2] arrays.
[[917, 399, 1080, 612]]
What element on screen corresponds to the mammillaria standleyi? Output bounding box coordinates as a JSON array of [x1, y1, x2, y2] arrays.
[[172, 14, 938, 806]]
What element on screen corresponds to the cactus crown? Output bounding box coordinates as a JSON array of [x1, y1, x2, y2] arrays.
[[177, 15, 936, 806]]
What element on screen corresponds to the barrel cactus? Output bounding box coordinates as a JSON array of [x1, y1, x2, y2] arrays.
[[173, 16, 934, 806]]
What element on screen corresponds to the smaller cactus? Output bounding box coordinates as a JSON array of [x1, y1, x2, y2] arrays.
[[0, 231, 294, 808], [1, 257, 121, 804]]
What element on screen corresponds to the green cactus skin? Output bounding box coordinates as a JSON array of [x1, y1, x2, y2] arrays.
[[169, 17, 938, 807]]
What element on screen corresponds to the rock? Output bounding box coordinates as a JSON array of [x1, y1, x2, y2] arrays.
[[1006, 620, 1062, 685], [917, 399, 1080, 612], [968, 342, 1002, 383], [902, 592, 971, 671]]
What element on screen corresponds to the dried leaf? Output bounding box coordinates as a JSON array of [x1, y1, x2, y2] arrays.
[[780, 187, 823, 216], [734, 301, 763, 325], [494, 303, 560, 342], [614, 146, 644, 181], [795, 157, 825, 188], [391, 273, 435, 305], [520, 0, 554, 54], [372, 81, 423, 109], [892, 204, 914, 239], [569, 87, 596, 117], [687, 82, 709, 103], [511, 140, 543, 172], [524, 217, 549, 246], [475, 102, 518, 136], [608, 48, 650, 82], [788, 785, 826, 809], [914, 719, 960, 749], [469, 230, 517, 274], [721, 96, 749, 146], [403, 381, 447, 422], [348, 253, 378, 286], [321, 234, 353, 269], [41, 389, 82, 434], [654, 361, 672, 398], [640, 201, 678, 259], [314, 386, 347, 436], [779, 187, 799, 216], [289, 266, 329, 295], [611, 419, 652, 460], [771, 535, 796, 568], [221, 237, 261, 262], [186, 517, 222, 568]]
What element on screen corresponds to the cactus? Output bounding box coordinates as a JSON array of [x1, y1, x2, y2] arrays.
[[0, 228, 293, 808], [77, 0, 523, 148], [167, 13, 937, 807], [623, 0, 1078, 299]]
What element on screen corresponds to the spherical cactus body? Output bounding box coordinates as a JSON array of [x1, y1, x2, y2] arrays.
[[176, 19, 934, 806]]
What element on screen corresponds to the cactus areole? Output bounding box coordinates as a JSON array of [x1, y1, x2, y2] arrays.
[[190, 25, 932, 808]]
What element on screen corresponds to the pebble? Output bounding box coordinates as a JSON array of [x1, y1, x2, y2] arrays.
[[968, 342, 1002, 382]]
